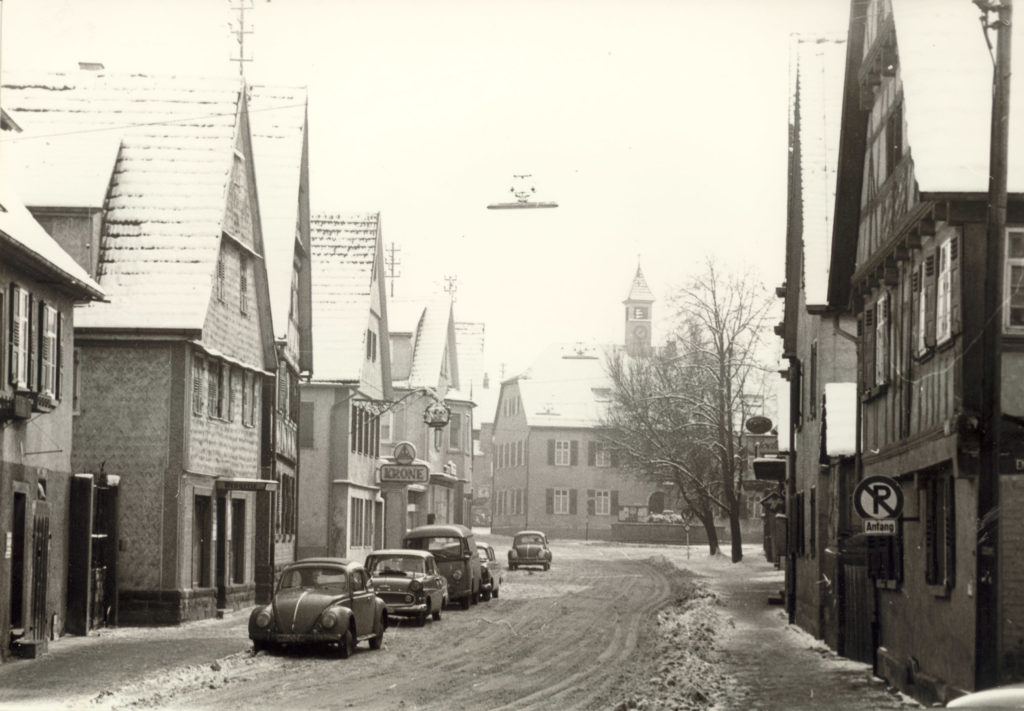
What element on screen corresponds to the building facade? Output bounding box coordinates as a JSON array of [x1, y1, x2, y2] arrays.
[[3, 72, 279, 625], [0, 179, 104, 660], [299, 212, 391, 561]]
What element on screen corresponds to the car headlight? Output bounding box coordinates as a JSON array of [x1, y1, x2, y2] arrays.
[[544, 550, 551, 559], [255, 610, 271, 628], [410, 580, 423, 592], [321, 611, 338, 630], [452, 569, 463, 581]]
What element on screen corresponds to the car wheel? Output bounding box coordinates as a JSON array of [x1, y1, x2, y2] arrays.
[[338, 626, 355, 659], [416, 608, 427, 627], [460, 595, 471, 610], [432, 605, 442, 622], [252, 639, 268, 653], [492, 586, 499, 599], [543, 563, 550, 571], [470, 586, 479, 605], [481, 588, 491, 602], [369, 616, 384, 650]]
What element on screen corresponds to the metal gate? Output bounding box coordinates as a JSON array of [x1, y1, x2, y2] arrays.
[[31, 510, 49, 641]]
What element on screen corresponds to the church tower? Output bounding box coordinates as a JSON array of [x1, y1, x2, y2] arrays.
[[624, 264, 654, 356]]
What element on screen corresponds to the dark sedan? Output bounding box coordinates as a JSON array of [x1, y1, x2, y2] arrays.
[[248, 558, 387, 657], [365, 549, 448, 626]]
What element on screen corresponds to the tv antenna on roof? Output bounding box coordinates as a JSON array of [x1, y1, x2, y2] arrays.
[[229, 0, 254, 77], [487, 173, 558, 210]]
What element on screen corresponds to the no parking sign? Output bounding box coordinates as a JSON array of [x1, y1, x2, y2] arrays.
[[853, 475, 903, 534]]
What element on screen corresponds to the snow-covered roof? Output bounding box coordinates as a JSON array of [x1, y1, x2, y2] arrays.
[[248, 84, 307, 340], [892, 0, 1024, 192], [310, 212, 379, 382], [792, 35, 846, 307], [2, 131, 120, 209], [449, 321, 485, 404], [0, 174, 104, 299], [1, 71, 244, 330], [514, 342, 620, 429], [389, 295, 455, 390], [624, 265, 655, 303]]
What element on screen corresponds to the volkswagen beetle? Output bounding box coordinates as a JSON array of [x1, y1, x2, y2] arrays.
[[365, 549, 448, 626], [508, 530, 552, 571], [249, 558, 387, 657]]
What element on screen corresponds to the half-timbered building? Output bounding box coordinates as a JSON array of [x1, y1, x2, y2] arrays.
[[825, 0, 1024, 701]]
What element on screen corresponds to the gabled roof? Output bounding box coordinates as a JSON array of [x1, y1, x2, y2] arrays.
[[891, 0, 1024, 193], [792, 35, 847, 308], [310, 212, 382, 382], [248, 84, 308, 341], [624, 264, 655, 303], [390, 295, 457, 391], [0, 175, 104, 300], [511, 342, 620, 429], [1, 71, 246, 330]]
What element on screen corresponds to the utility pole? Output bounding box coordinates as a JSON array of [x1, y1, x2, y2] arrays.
[[978, 0, 1012, 690]]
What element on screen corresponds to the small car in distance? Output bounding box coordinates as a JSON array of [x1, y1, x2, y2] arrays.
[[476, 542, 502, 601], [249, 558, 386, 657], [403, 524, 482, 610], [508, 530, 552, 571], [365, 549, 448, 626]]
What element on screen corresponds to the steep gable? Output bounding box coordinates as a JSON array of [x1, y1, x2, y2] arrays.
[[390, 295, 457, 391], [310, 212, 383, 383], [1, 71, 246, 331]]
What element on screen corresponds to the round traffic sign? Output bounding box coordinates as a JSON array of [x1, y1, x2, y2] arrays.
[[393, 441, 417, 466], [853, 475, 904, 520]]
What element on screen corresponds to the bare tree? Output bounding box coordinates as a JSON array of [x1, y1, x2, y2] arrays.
[[604, 259, 775, 562]]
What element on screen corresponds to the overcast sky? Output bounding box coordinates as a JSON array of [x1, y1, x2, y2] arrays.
[[0, 0, 849, 380]]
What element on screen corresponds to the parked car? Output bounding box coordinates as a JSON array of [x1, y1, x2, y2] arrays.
[[947, 683, 1024, 707], [248, 558, 386, 657], [508, 530, 551, 571], [403, 524, 482, 610], [365, 549, 448, 626], [476, 542, 502, 601]]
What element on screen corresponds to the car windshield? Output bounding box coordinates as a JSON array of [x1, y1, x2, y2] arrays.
[[279, 566, 349, 593], [516, 535, 544, 545], [367, 556, 424, 576], [405, 536, 464, 561]]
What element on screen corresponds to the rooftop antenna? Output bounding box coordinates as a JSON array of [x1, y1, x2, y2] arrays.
[[229, 0, 254, 77], [487, 173, 558, 209], [385, 241, 402, 298], [443, 274, 458, 302]]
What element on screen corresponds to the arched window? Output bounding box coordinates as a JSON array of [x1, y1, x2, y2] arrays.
[[648, 491, 666, 514]]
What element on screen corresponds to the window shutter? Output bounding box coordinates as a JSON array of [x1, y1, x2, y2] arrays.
[[547, 439, 555, 465], [546, 488, 554, 514], [950, 234, 962, 335], [350, 404, 358, 452], [925, 478, 938, 584], [924, 250, 937, 347], [863, 306, 876, 390], [611, 448, 620, 467], [28, 293, 37, 392], [588, 442, 596, 466], [587, 489, 595, 516], [911, 263, 922, 355], [611, 490, 619, 518], [8, 286, 19, 386], [55, 310, 64, 400], [569, 489, 577, 515], [570, 440, 579, 466]]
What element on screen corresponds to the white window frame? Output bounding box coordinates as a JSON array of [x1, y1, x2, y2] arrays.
[[554, 439, 571, 466], [39, 303, 59, 398], [595, 444, 612, 468], [937, 238, 952, 344], [595, 490, 611, 516], [554, 488, 570, 514], [875, 292, 889, 386], [1006, 229, 1024, 332]]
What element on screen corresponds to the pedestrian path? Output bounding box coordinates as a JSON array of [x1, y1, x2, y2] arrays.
[[707, 561, 921, 710]]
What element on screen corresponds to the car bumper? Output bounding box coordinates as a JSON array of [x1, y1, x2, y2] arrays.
[[512, 558, 549, 565], [382, 602, 428, 616], [253, 631, 343, 645]]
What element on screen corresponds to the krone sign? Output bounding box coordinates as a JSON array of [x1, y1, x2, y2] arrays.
[[379, 463, 429, 484]]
